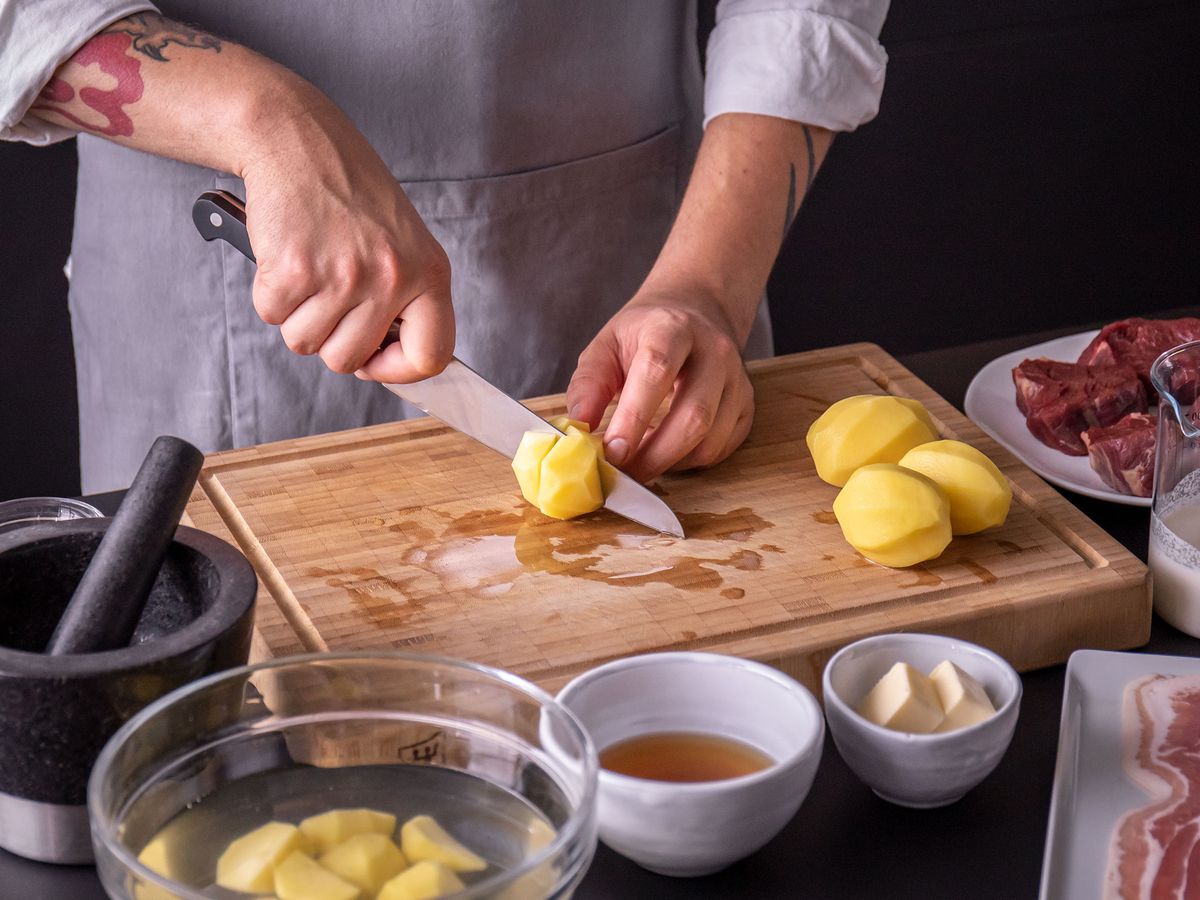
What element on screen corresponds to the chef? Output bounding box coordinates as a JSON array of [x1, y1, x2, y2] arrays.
[[1, 1, 888, 494]]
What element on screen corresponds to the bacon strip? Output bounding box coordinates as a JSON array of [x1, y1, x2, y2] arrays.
[[1105, 675, 1200, 899]]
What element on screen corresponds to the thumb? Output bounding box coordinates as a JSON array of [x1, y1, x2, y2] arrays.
[[566, 337, 623, 431]]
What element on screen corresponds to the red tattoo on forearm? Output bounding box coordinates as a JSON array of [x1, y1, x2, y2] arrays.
[[32, 33, 143, 137]]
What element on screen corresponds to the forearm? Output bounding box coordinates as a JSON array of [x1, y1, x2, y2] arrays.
[[643, 112, 834, 344], [27, 12, 336, 178]]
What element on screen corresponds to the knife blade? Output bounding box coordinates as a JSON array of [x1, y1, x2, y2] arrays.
[[191, 190, 684, 538]]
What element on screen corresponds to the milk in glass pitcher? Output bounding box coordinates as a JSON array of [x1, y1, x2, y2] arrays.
[[1149, 341, 1200, 635]]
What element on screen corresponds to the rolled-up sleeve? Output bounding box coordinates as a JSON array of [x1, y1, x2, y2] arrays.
[[704, 0, 890, 132], [0, 0, 157, 144]]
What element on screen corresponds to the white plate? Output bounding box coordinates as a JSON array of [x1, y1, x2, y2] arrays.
[[964, 330, 1152, 507], [1039, 650, 1200, 899]]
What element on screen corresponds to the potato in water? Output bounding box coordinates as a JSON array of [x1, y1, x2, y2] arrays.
[[197, 809, 485, 899]]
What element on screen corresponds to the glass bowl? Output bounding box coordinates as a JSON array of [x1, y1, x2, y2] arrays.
[[89, 652, 598, 899], [0, 496, 103, 534]]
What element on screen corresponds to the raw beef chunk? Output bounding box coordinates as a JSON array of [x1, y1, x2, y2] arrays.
[[1012, 358, 1147, 455], [1082, 412, 1156, 497], [1077, 316, 1200, 399]]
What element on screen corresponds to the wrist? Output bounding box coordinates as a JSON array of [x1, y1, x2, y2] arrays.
[[636, 267, 759, 347], [226, 68, 335, 179]]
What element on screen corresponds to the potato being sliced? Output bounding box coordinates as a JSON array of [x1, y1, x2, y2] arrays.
[[216, 821, 308, 894], [377, 860, 466, 900], [320, 833, 408, 895], [274, 850, 360, 900], [511, 431, 558, 506], [299, 808, 397, 855], [400, 815, 487, 873]]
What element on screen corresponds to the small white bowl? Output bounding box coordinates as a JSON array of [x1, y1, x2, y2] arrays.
[[822, 633, 1022, 808], [556, 652, 824, 877]]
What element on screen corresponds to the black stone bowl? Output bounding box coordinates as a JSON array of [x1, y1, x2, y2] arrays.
[[0, 519, 256, 863]]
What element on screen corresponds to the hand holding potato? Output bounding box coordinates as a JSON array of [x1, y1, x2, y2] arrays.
[[566, 287, 754, 483]]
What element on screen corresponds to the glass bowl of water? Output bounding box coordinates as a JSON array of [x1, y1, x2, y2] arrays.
[[89, 652, 598, 899]]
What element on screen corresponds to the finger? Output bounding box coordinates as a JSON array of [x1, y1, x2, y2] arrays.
[[671, 376, 755, 472], [252, 255, 317, 326], [603, 325, 694, 467], [565, 338, 623, 431], [357, 286, 455, 383], [277, 290, 346, 356], [317, 300, 393, 375], [624, 353, 726, 481]]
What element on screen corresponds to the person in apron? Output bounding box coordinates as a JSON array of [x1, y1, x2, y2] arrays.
[[1, 1, 889, 493]]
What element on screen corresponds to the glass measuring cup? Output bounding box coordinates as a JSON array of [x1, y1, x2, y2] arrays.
[[1149, 341, 1200, 636]]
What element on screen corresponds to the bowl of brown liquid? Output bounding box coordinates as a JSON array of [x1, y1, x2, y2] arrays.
[[555, 652, 824, 877]]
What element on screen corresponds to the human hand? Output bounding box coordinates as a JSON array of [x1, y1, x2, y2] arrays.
[[565, 288, 754, 482], [240, 88, 454, 382]]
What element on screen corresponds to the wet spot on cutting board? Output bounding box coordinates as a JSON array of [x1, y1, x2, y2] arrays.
[[811, 510, 837, 525], [722, 587, 746, 600], [899, 565, 942, 589], [958, 558, 998, 584], [997, 540, 1026, 555]]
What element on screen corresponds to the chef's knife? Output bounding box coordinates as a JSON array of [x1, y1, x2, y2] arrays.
[[191, 190, 684, 538]]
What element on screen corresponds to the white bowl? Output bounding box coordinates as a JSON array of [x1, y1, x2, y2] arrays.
[[822, 633, 1022, 808], [555, 652, 824, 877]]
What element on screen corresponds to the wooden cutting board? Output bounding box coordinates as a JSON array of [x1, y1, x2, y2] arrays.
[[184, 343, 1150, 693]]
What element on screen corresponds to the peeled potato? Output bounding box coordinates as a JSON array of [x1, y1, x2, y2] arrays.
[[898, 440, 1012, 535], [299, 808, 397, 856], [400, 815, 487, 873], [274, 850, 361, 900], [512, 424, 604, 520], [319, 833, 408, 895], [377, 860, 466, 900], [511, 431, 557, 506], [134, 836, 177, 900], [806, 395, 939, 487], [832, 464, 952, 567], [216, 821, 309, 894]]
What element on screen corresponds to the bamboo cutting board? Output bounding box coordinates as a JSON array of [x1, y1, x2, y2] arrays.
[[184, 344, 1150, 693]]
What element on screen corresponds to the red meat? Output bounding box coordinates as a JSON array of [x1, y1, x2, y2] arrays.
[[1082, 412, 1156, 497], [1013, 358, 1148, 455], [1077, 317, 1200, 399]]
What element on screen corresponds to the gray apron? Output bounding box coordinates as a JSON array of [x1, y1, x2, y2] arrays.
[[68, 1, 772, 493]]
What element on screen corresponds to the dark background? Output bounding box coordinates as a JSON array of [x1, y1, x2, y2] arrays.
[[2, 0, 1197, 501]]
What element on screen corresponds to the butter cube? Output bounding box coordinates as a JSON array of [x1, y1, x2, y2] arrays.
[[274, 850, 360, 900], [929, 660, 996, 732], [400, 815, 487, 873], [300, 808, 398, 855], [216, 821, 309, 894], [377, 860, 466, 900], [320, 833, 408, 895], [856, 662, 945, 733]]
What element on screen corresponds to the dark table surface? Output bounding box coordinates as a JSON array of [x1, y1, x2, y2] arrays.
[[3, 323, 1194, 900]]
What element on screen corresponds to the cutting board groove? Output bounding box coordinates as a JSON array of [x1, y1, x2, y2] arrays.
[[185, 344, 1149, 692]]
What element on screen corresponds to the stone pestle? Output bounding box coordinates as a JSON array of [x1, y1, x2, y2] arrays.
[[44, 435, 204, 655]]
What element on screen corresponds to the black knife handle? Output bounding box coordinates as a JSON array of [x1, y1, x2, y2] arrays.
[[190, 191, 401, 346], [192, 190, 255, 263]]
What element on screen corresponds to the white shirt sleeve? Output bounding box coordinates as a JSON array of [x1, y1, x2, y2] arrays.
[[0, 0, 158, 145], [704, 0, 890, 132]]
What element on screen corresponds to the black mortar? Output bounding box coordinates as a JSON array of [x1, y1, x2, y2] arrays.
[[0, 518, 256, 863]]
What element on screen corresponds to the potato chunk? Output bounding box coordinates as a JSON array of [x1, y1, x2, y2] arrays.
[[511, 424, 604, 520], [274, 850, 360, 900], [215, 821, 308, 894], [377, 860, 466, 900], [299, 808, 397, 855], [806, 395, 938, 487], [898, 440, 1011, 535], [400, 815, 487, 873], [832, 464, 952, 568], [134, 835, 177, 900], [511, 431, 557, 506], [320, 833, 408, 895]]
